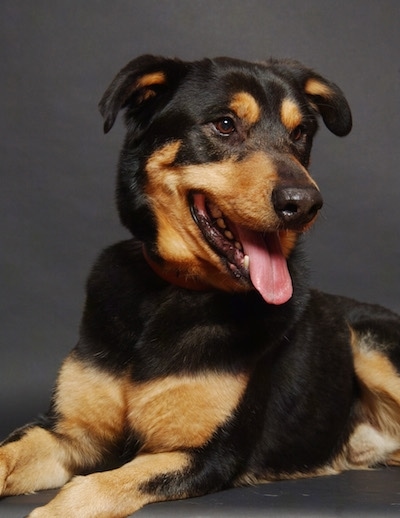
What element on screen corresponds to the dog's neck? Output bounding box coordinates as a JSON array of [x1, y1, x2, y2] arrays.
[[142, 246, 211, 291]]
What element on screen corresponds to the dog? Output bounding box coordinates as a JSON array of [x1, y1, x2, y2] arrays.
[[1, 55, 400, 518]]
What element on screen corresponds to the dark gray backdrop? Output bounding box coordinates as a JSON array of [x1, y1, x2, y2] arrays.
[[1, 0, 399, 439]]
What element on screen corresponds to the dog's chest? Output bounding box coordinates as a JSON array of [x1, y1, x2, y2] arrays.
[[126, 372, 248, 452]]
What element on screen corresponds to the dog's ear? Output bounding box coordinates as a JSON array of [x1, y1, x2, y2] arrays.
[[99, 55, 188, 134], [270, 60, 352, 136], [303, 73, 352, 136]]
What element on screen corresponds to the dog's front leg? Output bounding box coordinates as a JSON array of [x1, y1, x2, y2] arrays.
[[27, 451, 194, 518], [0, 425, 73, 496], [0, 355, 129, 497]]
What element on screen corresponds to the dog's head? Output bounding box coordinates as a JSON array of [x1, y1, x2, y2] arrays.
[[99, 56, 351, 305]]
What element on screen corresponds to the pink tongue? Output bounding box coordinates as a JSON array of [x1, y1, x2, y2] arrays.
[[235, 227, 293, 305]]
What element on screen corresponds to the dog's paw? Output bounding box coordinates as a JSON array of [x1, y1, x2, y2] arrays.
[[25, 477, 91, 518], [0, 427, 71, 496], [25, 476, 118, 518], [346, 423, 400, 467], [0, 446, 15, 496], [27, 507, 53, 518], [25, 473, 145, 518], [25, 478, 87, 518], [0, 465, 7, 495]]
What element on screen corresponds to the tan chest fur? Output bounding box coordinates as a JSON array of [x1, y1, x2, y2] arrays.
[[126, 372, 248, 452], [55, 357, 248, 455]]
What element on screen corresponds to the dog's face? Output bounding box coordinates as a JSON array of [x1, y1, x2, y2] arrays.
[[100, 56, 351, 304]]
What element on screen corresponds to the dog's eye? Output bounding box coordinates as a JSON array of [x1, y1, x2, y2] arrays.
[[213, 117, 236, 136], [291, 125, 306, 141]]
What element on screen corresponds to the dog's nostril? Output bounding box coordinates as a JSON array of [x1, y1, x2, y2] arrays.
[[281, 202, 301, 217], [272, 187, 323, 226]]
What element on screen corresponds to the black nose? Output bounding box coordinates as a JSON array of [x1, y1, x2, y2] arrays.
[[272, 186, 323, 227]]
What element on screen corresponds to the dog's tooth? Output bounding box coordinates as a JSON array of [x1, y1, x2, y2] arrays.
[[243, 255, 250, 270], [224, 230, 234, 240], [210, 206, 223, 219], [235, 241, 243, 251], [217, 218, 227, 229]]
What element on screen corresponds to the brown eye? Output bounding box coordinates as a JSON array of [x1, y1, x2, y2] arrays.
[[291, 124, 306, 141], [213, 117, 236, 136]]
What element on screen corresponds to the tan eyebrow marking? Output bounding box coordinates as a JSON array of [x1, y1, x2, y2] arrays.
[[280, 98, 303, 131], [229, 92, 261, 125]]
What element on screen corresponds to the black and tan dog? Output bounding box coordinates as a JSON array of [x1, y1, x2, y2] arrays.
[[1, 55, 400, 517]]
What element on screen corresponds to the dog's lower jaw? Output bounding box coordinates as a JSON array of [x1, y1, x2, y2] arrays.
[[142, 244, 254, 294]]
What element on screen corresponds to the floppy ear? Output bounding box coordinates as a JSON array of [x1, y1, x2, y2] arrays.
[[99, 55, 188, 134], [303, 73, 352, 136], [269, 59, 352, 136]]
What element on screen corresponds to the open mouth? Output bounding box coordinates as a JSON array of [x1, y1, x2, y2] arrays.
[[190, 194, 250, 280], [190, 193, 293, 305]]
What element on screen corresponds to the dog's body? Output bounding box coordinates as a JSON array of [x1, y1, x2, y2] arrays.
[[2, 56, 400, 517]]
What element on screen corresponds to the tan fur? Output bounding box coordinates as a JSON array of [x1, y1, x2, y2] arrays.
[[280, 98, 303, 131], [352, 331, 400, 432], [29, 451, 190, 518], [229, 92, 261, 125], [55, 355, 248, 454], [278, 230, 299, 258], [344, 423, 400, 468], [58, 355, 247, 451], [304, 78, 334, 98], [0, 427, 71, 496], [127, 372, 248, 451], [53, 357, 127, 468], [134, 71, 167, 102], [136, 71, 166, 88], [330, 330, 400, 471]]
